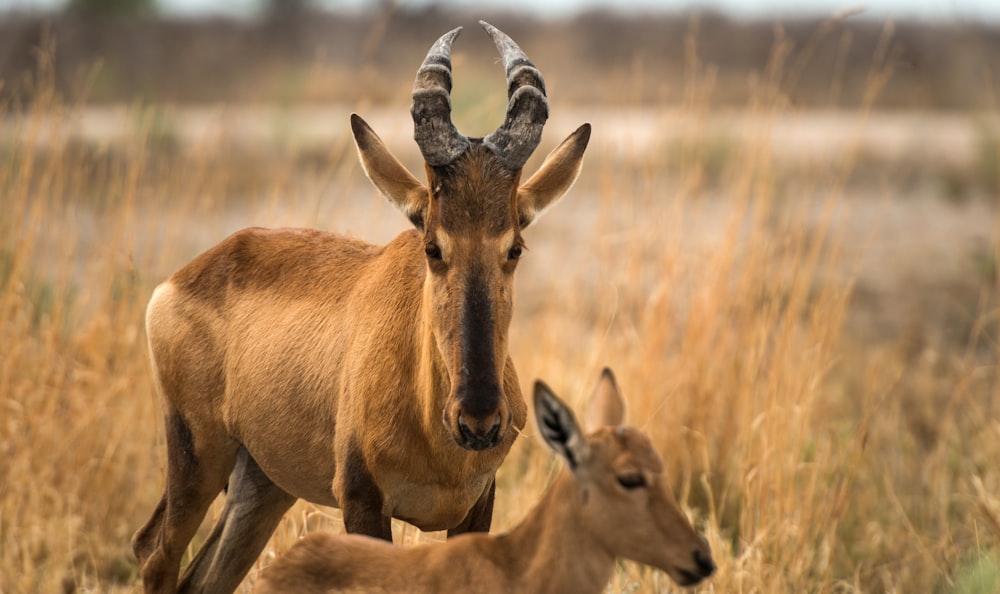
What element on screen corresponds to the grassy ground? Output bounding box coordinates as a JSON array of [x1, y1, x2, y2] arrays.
[[2, 20, 1000, 593]]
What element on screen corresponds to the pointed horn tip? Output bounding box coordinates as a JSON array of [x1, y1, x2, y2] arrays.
[[426, 26, 462, 53], [479, 20, 511, 43], [434, 26, 462, 46]]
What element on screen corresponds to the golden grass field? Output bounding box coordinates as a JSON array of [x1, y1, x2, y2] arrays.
[[2, 15, 1000, 593]]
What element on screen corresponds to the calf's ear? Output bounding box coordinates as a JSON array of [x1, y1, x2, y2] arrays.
[[533, 380, 589, 471]]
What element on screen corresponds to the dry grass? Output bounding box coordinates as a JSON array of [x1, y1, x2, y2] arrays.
[[2, 21, 1000, 594]]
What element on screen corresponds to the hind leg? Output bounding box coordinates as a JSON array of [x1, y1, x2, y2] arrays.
[[133, 411, 239, 594], [132, 491, 166, 568], [177, 447, 296, 594]]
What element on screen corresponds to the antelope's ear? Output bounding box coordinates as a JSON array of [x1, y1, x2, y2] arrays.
[[534, 380, 589, 471], [516, 123, 591, 229], [351, 114, 430, 231], [585, 367, 626, 430]]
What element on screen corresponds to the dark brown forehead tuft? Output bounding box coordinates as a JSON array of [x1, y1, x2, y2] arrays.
[[431, 144, 519, 235]]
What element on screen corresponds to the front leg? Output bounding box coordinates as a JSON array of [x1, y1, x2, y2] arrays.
[[338, 443, 392, 540], [447, 478, 496, 537]]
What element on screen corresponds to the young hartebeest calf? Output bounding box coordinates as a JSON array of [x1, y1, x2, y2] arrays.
[[132, 21, 591, 594], [254, 369, 717, 593]]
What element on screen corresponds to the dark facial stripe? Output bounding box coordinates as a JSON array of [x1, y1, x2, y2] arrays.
[[458, 267, 501, 418]]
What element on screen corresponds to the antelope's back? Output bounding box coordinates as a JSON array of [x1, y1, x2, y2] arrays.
[[169, 227, 395, 306]]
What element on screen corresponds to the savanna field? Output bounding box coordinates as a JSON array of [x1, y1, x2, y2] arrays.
[[2, 9, 1000, 593]]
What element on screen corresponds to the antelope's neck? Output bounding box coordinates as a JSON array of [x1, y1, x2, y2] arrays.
[[500, 471, 616, 593]]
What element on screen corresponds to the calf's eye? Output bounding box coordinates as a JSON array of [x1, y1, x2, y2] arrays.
[[617, 474, 647, 489]]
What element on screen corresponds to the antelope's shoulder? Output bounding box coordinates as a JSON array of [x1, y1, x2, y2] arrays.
[[168, 227, 398, 304]]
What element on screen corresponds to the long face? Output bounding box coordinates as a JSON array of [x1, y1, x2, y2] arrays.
[[351, 22, 590, 452], [582, 427, 716, 587], [423, 145, 524, 451]]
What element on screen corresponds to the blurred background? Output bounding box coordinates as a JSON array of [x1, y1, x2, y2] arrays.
[[2, 0, 999, 108], [2, 0, 999, 592]]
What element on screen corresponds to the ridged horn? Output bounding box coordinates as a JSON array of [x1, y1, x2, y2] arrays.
[[411, 26, 470, 167], [480, 20, 549, 171]]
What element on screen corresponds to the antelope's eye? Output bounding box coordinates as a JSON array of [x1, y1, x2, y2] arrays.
[[617, 474, 647, 490], [507, 244, 522, 260], [425, 244, 443, 260]]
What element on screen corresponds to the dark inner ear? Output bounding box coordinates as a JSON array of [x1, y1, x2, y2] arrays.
[[534, 381, 583, 470], [409, 209, 426, 232], [541, 412, 577, 468]]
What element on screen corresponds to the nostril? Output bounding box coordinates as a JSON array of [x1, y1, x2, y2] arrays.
[[458, 415, 475, 440], [693, 548, 716, 576], [456, 412, 504, 450], [458, 413, 502, 437], [486, 414, 501, 440]]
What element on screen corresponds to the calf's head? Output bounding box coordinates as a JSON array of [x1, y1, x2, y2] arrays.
[[534, 369, 716, 586]]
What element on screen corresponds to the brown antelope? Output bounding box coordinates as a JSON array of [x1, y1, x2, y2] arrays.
[[131, 21, 591, 594], [254, 369, 717, 593]]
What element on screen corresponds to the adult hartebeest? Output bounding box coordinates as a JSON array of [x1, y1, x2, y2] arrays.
[[254, 369, 717, 593], [132, 21, 591, 594]]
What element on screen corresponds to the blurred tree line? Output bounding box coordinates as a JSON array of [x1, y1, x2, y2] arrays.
[[66, 0, 314, 16], [67, 0, 155, 16], [0, 5, 997, 110]]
